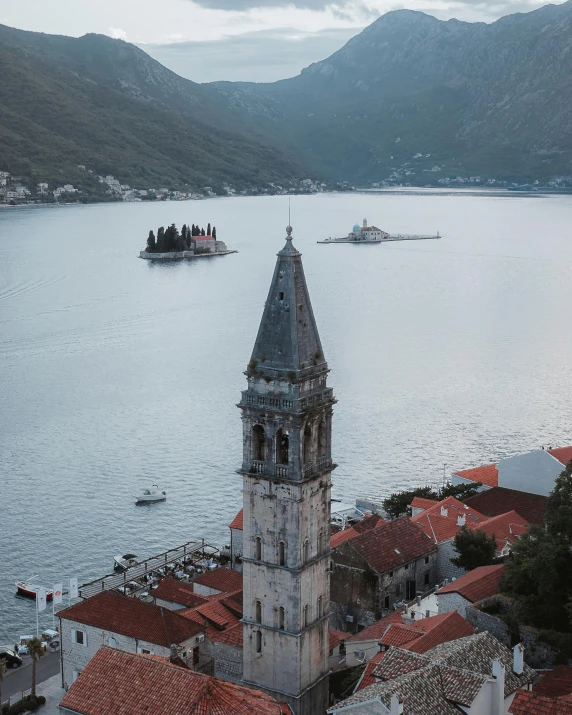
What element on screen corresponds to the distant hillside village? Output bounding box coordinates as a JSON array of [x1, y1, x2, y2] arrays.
[[0, 167, 337, 206]]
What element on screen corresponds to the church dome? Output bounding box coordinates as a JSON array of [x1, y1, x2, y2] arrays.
[[353, 224, 360, 232]]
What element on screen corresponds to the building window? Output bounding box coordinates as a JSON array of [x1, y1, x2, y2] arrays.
[[303, 424, 313, 465], [108, 636, 117, 647], [318, 420, 326, 458], [137, 647, 152, 654], [276, 428, 289, 465], [389, 571, 393, 578], [193, 646, 200, 665], [279, 607, 285, 630], [396, 583, 402, 597], [318, 529, 324, 554], [279, 292, 284, 301], [255, 631, 262, 654], [255, 600, 262, 623], [279, 541, 285, 567], [72, 629, 86, 646], [318, 596, 323, 618], [72, 670, 81, 683], [424, 556, 429, 565], [424, 573, 430, 586], [303, 539, 310, 563], [252, 425, 265, 461], [255, 536, 262, 561], [304, 604, 309, 628]]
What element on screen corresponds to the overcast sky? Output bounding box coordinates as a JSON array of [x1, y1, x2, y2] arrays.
[[0, 0, 559, 82]]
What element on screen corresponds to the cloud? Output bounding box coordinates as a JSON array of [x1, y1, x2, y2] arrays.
[[189, 0, 347, 8], [141, 26, 357, 82], [108, 26, 128, 39]]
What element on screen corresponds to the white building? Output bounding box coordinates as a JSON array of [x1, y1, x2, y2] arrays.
[[348, 218, 390, 241], [57, 590, 204, 688]]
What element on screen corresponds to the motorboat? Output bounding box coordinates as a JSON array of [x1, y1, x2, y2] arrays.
[[113, 554, 139, 572], [135, 485, 167, 504], [15, 580, 53, 601]]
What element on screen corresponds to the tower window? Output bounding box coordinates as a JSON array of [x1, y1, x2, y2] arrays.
[[318, 420, 327, 458], [279, 292, 284, 301], [255, 600, 262, 623], [276, 428, 289, 465], [318, 596, 323, 618], [279, 541, 285, 567], [304, 604, 309, 628], [303, 539, 310, 563], [303, 424, 313, 466], [252, 425, 265, 461], [255, 630, 262, 654], [279, 606, 285, 630], [255, 536, 262, 561], [318, 529, 324, 554]]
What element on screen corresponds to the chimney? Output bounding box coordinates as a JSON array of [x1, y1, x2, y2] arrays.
[[390, 694, 403, 715], [440, 506, 448, 517], [457, 514, 466, 526], [170, 644, 178, 660], [513, 643, 524, 674], [416, 596, 421, 607], [491, 659, 505, 715]]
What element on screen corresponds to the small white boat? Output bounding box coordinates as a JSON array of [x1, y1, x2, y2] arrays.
[[135, 485, 167, 504], [113, 553, 139, 572]]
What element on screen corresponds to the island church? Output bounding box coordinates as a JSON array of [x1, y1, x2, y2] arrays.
[[238, 226, 335, 714]]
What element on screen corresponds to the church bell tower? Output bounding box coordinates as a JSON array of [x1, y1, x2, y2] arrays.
[[238, 226, 335, 715]]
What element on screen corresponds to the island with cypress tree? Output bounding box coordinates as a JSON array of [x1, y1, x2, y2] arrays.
[[140, 223, 235, 260]]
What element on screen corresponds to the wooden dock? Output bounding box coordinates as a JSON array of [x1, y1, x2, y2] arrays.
[[79, 539, 219, 599]]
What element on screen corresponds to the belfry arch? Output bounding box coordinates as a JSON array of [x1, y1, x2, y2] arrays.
[[252, 424, 266, 461], [276, 428, 289, 465]]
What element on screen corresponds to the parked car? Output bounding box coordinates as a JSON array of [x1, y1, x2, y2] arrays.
[[0, 649, 23, 667]]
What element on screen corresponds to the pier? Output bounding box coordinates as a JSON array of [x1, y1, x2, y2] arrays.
[[79, 538, 219, 599]]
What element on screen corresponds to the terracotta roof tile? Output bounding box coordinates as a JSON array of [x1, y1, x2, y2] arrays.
[[548, 447, 572, 467], [57, 590, 203, 647], [59, 647, 285, 714], [349, 517, 436, 574], [329, 629, 352, 651], [437, 564, 504, 603], [476, 510, 529, 550], [153, 577, 209, 608], [410, 496, 439, 510], [347, 609, 404, 643], [534, 667, 572, 699], [411, 497, 488, 544], [181, 600, 241, 632], [352, 514, 385, 533], [211, 622, 244, 647], [194, 567, 243, 594], [355, 651, 385, 692], [378, 612, 474, 654], [229, 508, 244, 530], [465, 487, 547, 526], [510, 690, 572, 715], [455, 463, 499, 487], [330, 526, 358, 548]]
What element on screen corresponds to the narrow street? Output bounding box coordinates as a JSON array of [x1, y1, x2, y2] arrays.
[[2, 651, 60, 701]]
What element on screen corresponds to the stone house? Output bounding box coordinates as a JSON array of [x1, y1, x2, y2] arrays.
[[328, 630, 352, 671], [329, 632, 535, 715], [411, 497, 528, 581], [436, 564, 504, 617], [330, 516, 438, 632], [57, 590, 204, 688], [58, 646, 287, 714], [453, 445, 572, 496]]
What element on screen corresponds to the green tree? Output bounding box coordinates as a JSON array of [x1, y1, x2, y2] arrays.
[[200, 227, 206, 236], [212, 226, 217, 239], [28, 637, 44, 698], [501, 460, 572, 631], [440, 482, 482, 501], [382, 486, 438, 519], [451, 526, 498, 571], [207, 222, 211, 236], [146, 230, 156, 252], [156, 226, 166, 252]]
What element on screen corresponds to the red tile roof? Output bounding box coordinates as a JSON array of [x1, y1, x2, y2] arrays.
[[476, 510, 528, 551], [410, 496, 439, 511], [353, 514, 385, 533], [59, 647, 285, 714], [379, 611, 474, 654], [57, 590, 203, 646], [181, 599, 241, 632], [229, 508, 243, 530], [330, 526, 359, 548], [153, 577, 209, 608], [329, 629, 352, 651], [437, 564, 504, 603], [349, 516, 435, 575], [356, 651, 386, 692], [548, 447, 572, 467], [534, 667, 572, 699], [465, 487, 547, 526], [455, 463, 499, 487], [510, 690, 572, 715], [411, 497, 488, 544], [347, 609, 404, 643], [194, 567, 243, 594], [211, 622, 244, 648]]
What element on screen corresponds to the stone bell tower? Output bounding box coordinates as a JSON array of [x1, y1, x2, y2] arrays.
[[238, 226, 335, 715]]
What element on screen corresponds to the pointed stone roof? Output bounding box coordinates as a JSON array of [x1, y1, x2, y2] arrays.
[[249, 226, 326, 379]]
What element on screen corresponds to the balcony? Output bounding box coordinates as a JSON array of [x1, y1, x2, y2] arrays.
[[275, 464, 289, 478], [249, 461, 266, 475], [303, 458, 332, 477]]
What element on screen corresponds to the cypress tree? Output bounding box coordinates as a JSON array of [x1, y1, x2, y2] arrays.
[[212, 226, 217, 239], [201, 228, 206, 236], [207, 222, 211, 236], [146, 230, 156, 252], [156, 226, 166, 252]]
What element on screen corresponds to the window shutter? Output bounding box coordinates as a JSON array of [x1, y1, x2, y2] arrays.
[[83, 631, 87, 647], [71, 629, 76, 643]]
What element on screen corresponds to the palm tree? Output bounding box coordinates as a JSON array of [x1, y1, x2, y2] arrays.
[[0, 658, 7, 709], [27, 637, 44, 698]]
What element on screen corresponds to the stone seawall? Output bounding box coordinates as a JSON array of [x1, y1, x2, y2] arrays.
[[139, 249, 236, 260]]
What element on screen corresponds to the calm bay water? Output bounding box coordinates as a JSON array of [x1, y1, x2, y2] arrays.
[[1, 190, 572, 640]]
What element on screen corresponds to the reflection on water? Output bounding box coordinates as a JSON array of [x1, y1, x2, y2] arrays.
[[1, 191, 572, 640]]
